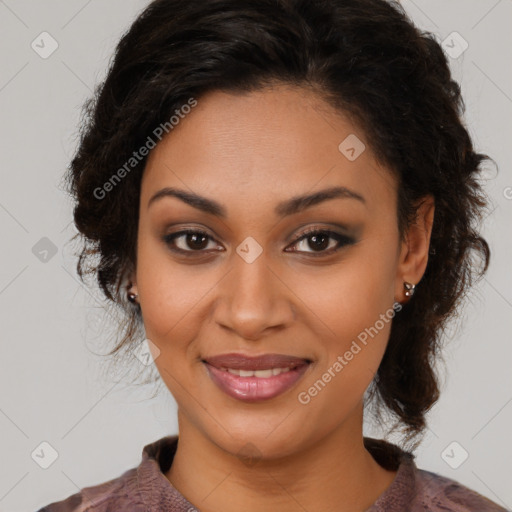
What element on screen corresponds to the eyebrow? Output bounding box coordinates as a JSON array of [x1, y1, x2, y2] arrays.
[[147, 185, 366, 218]]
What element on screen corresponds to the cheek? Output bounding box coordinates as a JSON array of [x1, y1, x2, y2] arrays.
[[293, 247, 395, 337], [135, 232, 204, 348], [291, 238, 397, 387], [136, 245, 205, 399]]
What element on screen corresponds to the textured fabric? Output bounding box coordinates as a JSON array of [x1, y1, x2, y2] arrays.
[[36, 435, 509, 512]]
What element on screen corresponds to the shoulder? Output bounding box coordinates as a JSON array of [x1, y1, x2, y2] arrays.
[[35, 467, 146, 512], [413, 468, 510, 512], [364, 436, 509, 512], [35, 435, 181, 512]]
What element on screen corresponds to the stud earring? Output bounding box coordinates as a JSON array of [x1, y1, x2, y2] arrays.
[[404, 282, 416, 297], [127, 291, 138, 303]]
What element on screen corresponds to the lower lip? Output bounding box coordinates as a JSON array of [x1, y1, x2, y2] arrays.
[[204, 362, 310, 402]]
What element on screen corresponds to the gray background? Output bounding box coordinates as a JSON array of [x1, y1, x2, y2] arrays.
[[0, 1, 511, 511]]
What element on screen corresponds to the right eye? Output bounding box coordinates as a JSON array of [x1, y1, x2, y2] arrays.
[[163, 228, 223, 254]]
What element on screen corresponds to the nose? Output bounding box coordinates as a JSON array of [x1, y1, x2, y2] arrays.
[[213, 251, 296, 341]]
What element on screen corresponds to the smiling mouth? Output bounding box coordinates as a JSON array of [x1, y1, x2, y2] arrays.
[[202, 353, 312, 402]]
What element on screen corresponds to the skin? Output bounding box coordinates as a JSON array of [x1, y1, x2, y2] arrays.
[[129, 83, 435, 512]]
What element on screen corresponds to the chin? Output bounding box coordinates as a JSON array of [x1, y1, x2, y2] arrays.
[[198, 411, 314, 463]]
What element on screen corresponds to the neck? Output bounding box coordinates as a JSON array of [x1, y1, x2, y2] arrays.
[[165, 402, 398, 512]]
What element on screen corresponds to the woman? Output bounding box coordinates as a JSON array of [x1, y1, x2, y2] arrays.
[[37, 0, 507, 510]]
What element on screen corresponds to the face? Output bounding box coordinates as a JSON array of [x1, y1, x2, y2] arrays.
[[131, 84, 433, 459]]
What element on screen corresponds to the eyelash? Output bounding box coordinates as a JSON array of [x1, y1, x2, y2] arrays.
[[162, 227, 356, 258]]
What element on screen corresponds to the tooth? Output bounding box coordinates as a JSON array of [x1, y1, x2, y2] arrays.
[[272, 367, 290, 375], [254, 369, 273, 378], [222, 367, 295, 377]]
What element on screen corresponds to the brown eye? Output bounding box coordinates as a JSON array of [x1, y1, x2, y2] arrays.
[[286, 228, 355, 256], [163, 229, 219, 253], [304, 232, 330, 251]]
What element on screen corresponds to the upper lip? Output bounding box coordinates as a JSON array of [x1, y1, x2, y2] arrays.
[[203, 353, 311, 371]]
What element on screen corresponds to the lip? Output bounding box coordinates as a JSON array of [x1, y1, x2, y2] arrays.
[[202, 353, 311, 402], [203, 352, 311, 371]]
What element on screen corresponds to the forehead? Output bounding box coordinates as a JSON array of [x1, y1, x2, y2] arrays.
[[141, 85, 397, 217]]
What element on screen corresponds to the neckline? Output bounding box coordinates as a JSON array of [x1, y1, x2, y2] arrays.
[[137, 435, 417, 512]]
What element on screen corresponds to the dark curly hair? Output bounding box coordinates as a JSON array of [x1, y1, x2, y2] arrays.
[[62, 0, 494, 449]]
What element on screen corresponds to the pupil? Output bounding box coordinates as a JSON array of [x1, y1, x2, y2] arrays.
[[188, 233, 208, 250], [309, 234, 328, 251]]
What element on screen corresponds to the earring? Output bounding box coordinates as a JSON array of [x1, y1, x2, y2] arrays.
[[127, 291, 138, 303], [404, 282, 416, 297]]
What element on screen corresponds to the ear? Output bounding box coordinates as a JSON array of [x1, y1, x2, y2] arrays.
[[395, 195, 435, 303], [126, 267, 138, 295]]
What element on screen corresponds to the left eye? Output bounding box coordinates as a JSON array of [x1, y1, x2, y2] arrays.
[[286, 229, 354, 255]]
